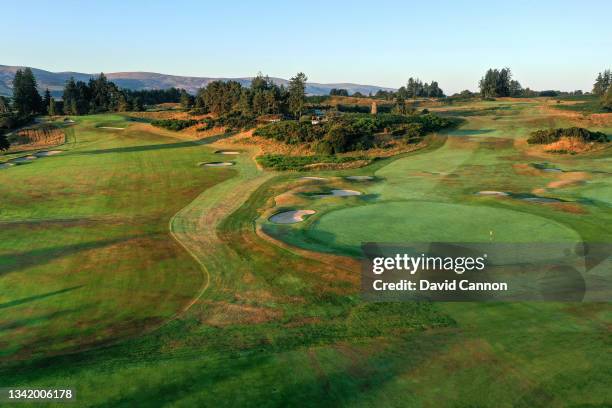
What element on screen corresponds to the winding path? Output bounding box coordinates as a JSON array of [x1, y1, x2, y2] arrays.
[[168, 142, 274, 315]]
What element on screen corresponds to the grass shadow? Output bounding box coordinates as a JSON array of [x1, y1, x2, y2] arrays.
[[79, 140, 197, 155], [0, 286, 84, 310], [0, 236, 143, 277]]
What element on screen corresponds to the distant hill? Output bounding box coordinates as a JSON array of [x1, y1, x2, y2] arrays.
[[0, 65, 395, 98]]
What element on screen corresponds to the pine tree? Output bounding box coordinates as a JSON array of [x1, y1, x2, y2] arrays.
[[288, 72, 307, 118], [0, 96, 10, 113], [593, 69, 611, 96], [116, 93, 130, 112], [179, 89, 193, 109], [43, 89, 52, 114], [602, 85, 612, 112], [12, 67, 43, 116], [63, 78, 77, 115], [395, 95, 406, 114], [48, 98, 57, 116]]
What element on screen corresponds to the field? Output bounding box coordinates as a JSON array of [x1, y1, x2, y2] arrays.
[[0, 100, 611, 407]]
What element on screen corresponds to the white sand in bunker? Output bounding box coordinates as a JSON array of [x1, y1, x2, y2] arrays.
[[301, 176, 327, 181], [475, 191, 509, 196], [99, 127, 125, 130], [269, 210, 316, 224], [315, 189, 362, 197], [34, 150, 63, 157], [200, 161, 235, 167], [346, 175, 374, 181], [215, 150, 240, 155], [9, 155, 37, 164]]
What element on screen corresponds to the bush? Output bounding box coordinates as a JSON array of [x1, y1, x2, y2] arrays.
[[527, 127, 609, 144], [254, 121, 326, 144], [254, 111, 455, 153], [214, 112, 256, 130], [257, 154, 363, 170], [151, 119, 199, 131], [196, 118, 214, 131]]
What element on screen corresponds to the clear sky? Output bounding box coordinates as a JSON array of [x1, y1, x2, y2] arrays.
[[3, 0, 611, 94]]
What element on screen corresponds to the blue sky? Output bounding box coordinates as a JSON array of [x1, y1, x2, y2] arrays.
[[3, 0, 611, 94]]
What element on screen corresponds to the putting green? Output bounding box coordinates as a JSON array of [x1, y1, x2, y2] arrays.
[[304, 201, 580, 252]]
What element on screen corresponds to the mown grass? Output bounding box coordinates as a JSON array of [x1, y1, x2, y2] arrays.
[[0, 103, 611, 407], [554, 96, 609, 114], [0, 114, 234, 359]]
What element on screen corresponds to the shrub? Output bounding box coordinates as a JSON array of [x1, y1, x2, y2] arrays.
[[214, 112, 256, 130], [254, 111, 455, 153], [527, 127, 609, 144], [151, 119, 199, 131], [256, 154, 363, 171]]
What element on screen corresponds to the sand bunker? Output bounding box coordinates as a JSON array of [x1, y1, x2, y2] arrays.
[[531, 163, 563, 173], [315, 189, 362, 197], [521, 197, 563, 203], [301, 176, 327, 180], [34, 150, 63, 157], [215, 150, 240, 155], [9, 155, 37, 164], [346, 175, 374, 181], [0, 163, 15, 169], [475, 191, 509, 196], [269, 210, 316, 224], [201, 161, 234, 167], [99, 126, 125, 130]]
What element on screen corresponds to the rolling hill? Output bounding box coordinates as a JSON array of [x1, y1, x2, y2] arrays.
[[0, 65, 395, 97]]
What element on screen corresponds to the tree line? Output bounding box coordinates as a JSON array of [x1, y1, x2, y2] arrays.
[[194, 72, 308, 118], [478, 68, 523, 98]]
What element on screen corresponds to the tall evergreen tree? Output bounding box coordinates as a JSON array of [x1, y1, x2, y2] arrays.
[[43, 89, 52, 114], [593, 69, 611, 96], [48, 98, 57, 116], [43, 88, 51, 112], [12, 67, 43, 116], [288, 72, 307, 118], [479, 68, 514, 98], [179, 89, 194, 109], [0, 96, 10, 113], [603, 85, 612, 111]]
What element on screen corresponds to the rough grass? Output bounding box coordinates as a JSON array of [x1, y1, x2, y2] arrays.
[[257, 154, 366, 171]]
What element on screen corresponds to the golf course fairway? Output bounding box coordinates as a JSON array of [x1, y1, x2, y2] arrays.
[[0, 100, 611, 407]]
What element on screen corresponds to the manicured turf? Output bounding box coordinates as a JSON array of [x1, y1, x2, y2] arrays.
[[305, 201, 580, 253], [0, 114, 234, 358]]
